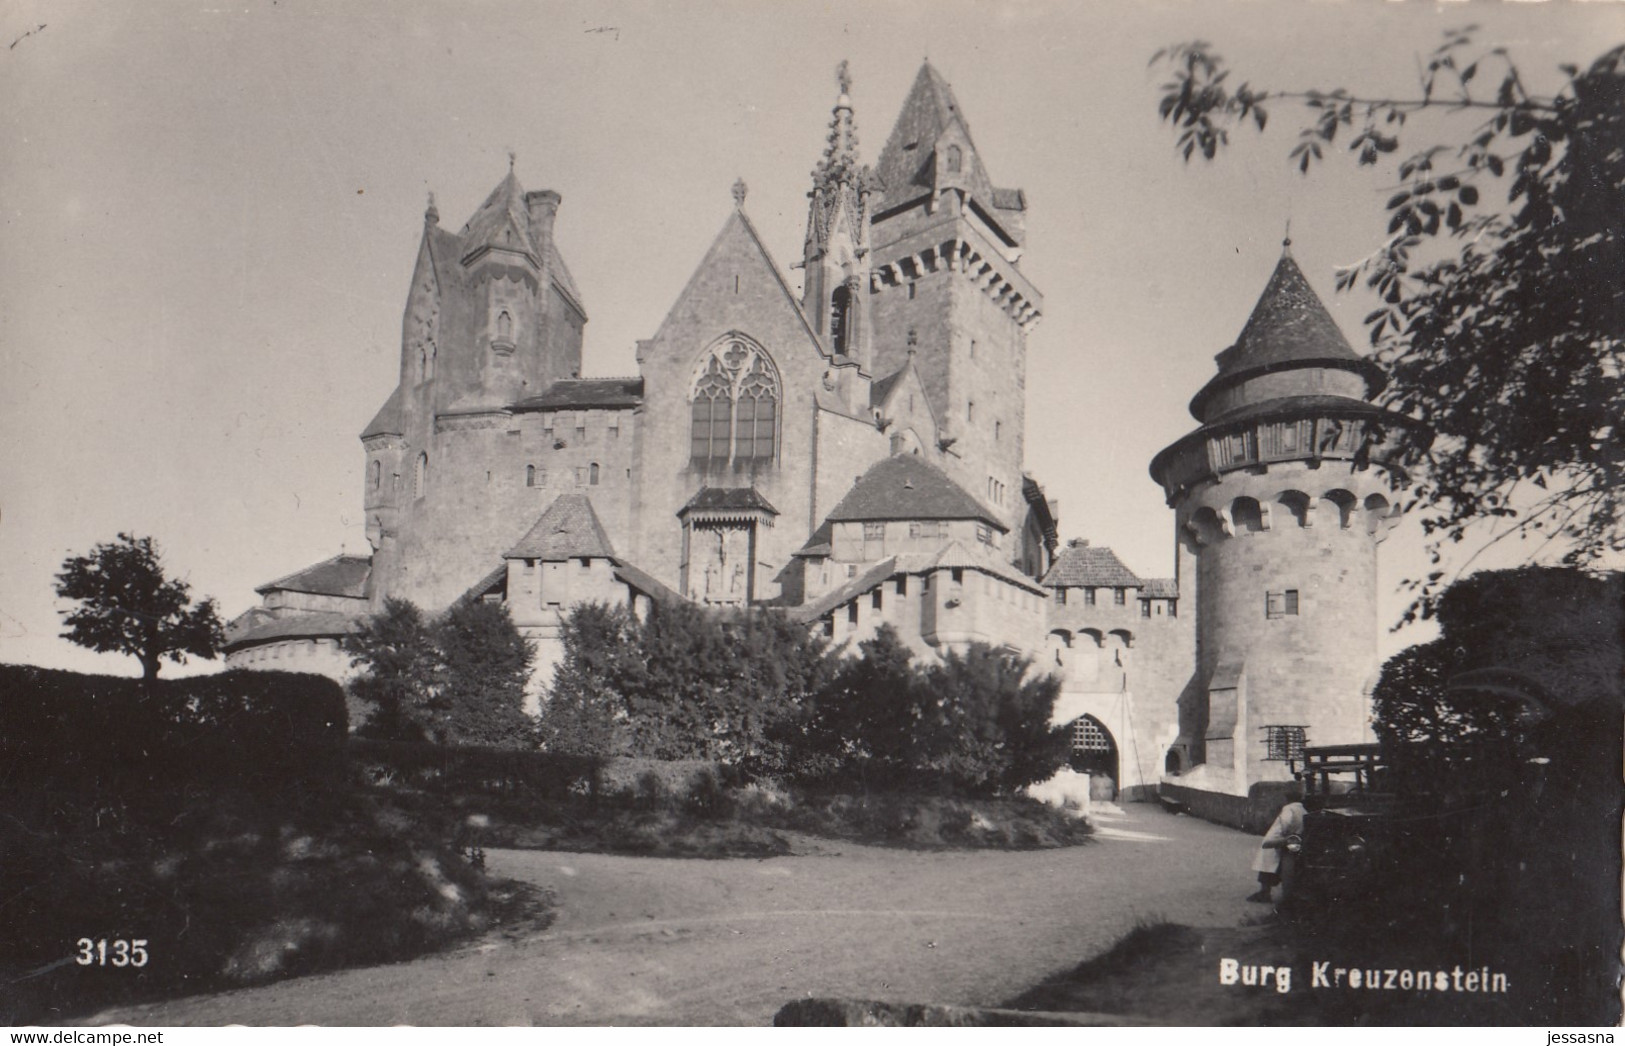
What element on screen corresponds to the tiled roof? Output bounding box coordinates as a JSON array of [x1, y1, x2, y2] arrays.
[[505, 493, 617, 560], [1192, 252, 1384, 418], [511, 377, 643, 412], [682, 487, 779, 514], [255, 554, 372, 598], [1199, 394, 1390, 427], [788, 559, 900, 623], [223, 610, 362, 651], [460, 170, 538, 259], [1041, 544, 1141, 589], [870, 365, 909, 409], [1141, 578, 1179, 599], [874, 63, 989, 204], [612, 560, 684, 605], [824, 454, 1002, 529], [361, 385, 406, 440], [786, 539, 1045, 624]]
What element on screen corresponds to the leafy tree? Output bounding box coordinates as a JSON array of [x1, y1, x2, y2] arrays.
[[1374, 567, 1623, 744], [540, 602, 636, 757], [345, 598, 536, 748], [920, 646, 1070, 796], [53, 532, 224, 682], [1152, 33, 1625, 615], [430, 600, 535, 748], [812, 624, 924, 784], [343, 597, 436, 742]]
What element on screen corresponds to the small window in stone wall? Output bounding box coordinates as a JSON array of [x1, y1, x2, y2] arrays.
[[1141, 601, 1151, 618], [1084, 588, 1097, 606], [590, 463, 600, 485], [871, 589, 883, 611], [1263, 725, 1307, 762], [863, 522, 885, 541], [526, 465, 536, 487], [895, 576, 907, 595], [1113, 588, 1127, 606], [976, 523, 993, 545], [1266, 589, 1300, 618], [1054, 588, 1067, 605], [847, 602, 858, 628]]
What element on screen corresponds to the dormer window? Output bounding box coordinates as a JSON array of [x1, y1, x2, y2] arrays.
[[945, 144, 963, 174]]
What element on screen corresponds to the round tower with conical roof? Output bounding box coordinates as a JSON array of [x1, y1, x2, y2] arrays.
[[1150, 244, 1413, 792]]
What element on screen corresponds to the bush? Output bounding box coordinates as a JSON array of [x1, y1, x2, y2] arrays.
[[547, 610, 1069, 797], [544, 602, 833, 765]]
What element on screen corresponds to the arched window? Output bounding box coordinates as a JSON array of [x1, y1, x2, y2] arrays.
[[945, 144, 963, 173], [589, 462, 600, 485], [497, 310, 513, 341], [737, 358, 777, 461], [689, 336, 780, 467], [691, 357, 732, 464], [414, 452, 428, 498], [370, 460, 381, 490], [830, 284, 851, 356], [526, 464, 536, 487], [425, 341, 436, 380]]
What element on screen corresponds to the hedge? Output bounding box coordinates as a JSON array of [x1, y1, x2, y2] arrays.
[[0, 664, 348, 793]]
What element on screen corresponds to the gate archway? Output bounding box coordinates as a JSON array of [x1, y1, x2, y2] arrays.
[[1068, 714, 1119, 799]]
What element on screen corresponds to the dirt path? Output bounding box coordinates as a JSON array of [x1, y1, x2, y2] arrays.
[[87, 804, 1259, 1026]]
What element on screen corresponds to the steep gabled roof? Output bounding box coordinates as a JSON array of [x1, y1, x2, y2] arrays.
[[511, 377, 644, 412], [460, 169, 538, 261], [505, 492, 616, 560], [874, 62, 991, 204], [824, 454, 1002, 528], [1040, 543, 1141, 589], [256, 554, 372, 598], [1191, 251, 1385, 420], [650, 206, 826, 359]]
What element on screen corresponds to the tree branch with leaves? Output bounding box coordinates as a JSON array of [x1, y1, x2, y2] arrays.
[[54, 532, 225, 681], [1153, 30, 1625, 618]]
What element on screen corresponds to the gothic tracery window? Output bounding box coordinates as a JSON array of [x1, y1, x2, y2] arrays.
[[689, 336, 780, 467]]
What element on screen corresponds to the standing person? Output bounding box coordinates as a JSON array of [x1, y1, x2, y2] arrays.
[[1247, 795, 1308, 903]]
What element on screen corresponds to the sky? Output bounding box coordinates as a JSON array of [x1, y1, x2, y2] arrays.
[[1, 0, 1618, 676]]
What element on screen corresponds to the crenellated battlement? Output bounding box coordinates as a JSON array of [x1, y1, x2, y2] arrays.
[[871, 234, 1042, 332]]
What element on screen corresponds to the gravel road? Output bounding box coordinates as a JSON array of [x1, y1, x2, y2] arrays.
[[87, 803, 1259, 1026]]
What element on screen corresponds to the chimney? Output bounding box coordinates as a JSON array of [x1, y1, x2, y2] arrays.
[[525, 190, 561, 252]]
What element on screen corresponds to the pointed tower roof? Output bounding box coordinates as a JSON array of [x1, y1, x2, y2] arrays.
[[876, 62, 972, 198], [505, 492, 616, 560], [1189, 248, 1386, 421], [460, 165, 538, 262]]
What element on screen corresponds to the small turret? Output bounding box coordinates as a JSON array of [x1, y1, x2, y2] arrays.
[[802, 60, 877, 375]]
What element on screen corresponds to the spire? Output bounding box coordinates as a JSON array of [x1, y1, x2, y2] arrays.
[[812, 60, 863, 193], [425, 191, 439, 226], [732, 177, 748, 210]]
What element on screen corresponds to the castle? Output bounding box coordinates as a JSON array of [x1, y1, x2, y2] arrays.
[[223, 61, 1405, 801]]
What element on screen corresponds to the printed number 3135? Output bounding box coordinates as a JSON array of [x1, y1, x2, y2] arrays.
[[76, 939, 148, 967]]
